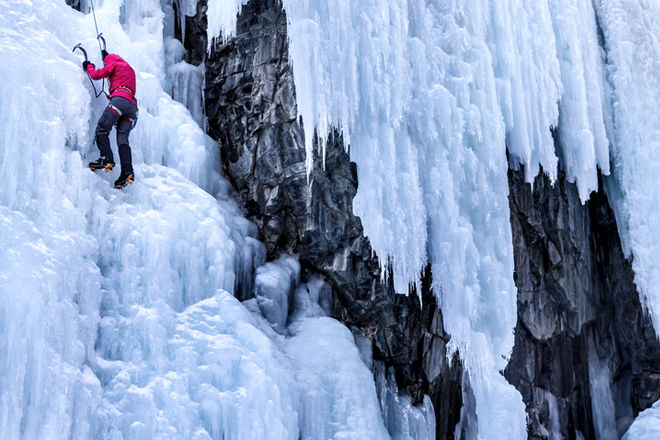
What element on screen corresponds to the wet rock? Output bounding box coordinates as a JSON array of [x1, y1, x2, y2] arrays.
[[171, 0, 208, 66], [183, 0, 208, 66], [205, 0, 305, 259], [505, 164, 660, 439]]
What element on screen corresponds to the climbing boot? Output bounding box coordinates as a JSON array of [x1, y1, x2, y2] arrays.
[[89, 157, 115, 172], [114, 172, 134, 189]]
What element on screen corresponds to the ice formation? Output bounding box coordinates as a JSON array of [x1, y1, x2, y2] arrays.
[[206, 0, 248, 48], [254, 0, 659, 437], [2, 0, 660, 437], [588, 340, 618, 439], [593, 0, 660, 330], [624, 400, 660, 440], [0, 0, 422, 439], [599, 1, 660, 432], [253, 256, 300, 332]]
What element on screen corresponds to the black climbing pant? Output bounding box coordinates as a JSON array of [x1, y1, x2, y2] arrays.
[[95, 96, 138, 174]]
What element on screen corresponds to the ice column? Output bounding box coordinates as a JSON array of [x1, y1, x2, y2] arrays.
[[593, 0, 660, 331], [206, 0, 249, 48], [548, 0, 612, 200]]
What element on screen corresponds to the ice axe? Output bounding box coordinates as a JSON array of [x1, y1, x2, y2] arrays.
[[72, 42, 89, 61], [97, 33, 107, 54], [73, 32, 106, 61], [72, 42, 108, 99]]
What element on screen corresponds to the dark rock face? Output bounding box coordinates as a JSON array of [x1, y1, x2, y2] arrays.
[[173, 0, 208, 66], [307, 135, 468, 439], [206, 0, 306, 259], [505, 165, 660, 439], [202, 0, 467, 437], [65, 0, 81, 11]]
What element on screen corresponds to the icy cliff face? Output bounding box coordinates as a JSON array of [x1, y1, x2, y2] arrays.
[[593, 0, 660, 331], [1, 0, 421, 439], [211, 0, 658, 438], [201, 0, 466, 436], [195, 0, 660, 437], [4, 0, 660, 438]]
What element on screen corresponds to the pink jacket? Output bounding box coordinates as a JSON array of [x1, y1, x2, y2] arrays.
[[87, 54, 137, 104]]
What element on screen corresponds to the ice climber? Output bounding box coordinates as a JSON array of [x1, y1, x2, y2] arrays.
[[84, 49, 138, 189]]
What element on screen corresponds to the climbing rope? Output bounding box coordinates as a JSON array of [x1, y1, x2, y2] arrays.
[[89, 0, 104, 59]]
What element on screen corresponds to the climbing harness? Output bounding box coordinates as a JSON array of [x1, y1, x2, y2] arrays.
[[112, 85, 135, 99], [72, 0, 109, 99]]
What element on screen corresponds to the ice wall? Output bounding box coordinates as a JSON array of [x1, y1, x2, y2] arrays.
[[0, 0, 397, 439], [229, 0, 623, 437], [549, 0, 612, 198], [163, 8, 206, 128]]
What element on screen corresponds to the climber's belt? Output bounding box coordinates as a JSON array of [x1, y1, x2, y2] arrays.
[[111, 85, 135, 98]]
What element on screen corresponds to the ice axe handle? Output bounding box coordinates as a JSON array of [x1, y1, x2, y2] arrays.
[[72, 43, 89, 61]]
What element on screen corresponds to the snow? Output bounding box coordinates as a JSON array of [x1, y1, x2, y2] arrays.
[[0, 0, 412, 439]]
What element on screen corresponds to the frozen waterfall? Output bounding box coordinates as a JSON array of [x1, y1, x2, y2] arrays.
[[0, 0, 432, 439], [2, 0, 660, 438], [234, 0, 657, 438]]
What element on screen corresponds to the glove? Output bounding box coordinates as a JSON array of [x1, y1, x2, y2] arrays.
[[82, 60, 92, 71], [101, 50, 109, 60]]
